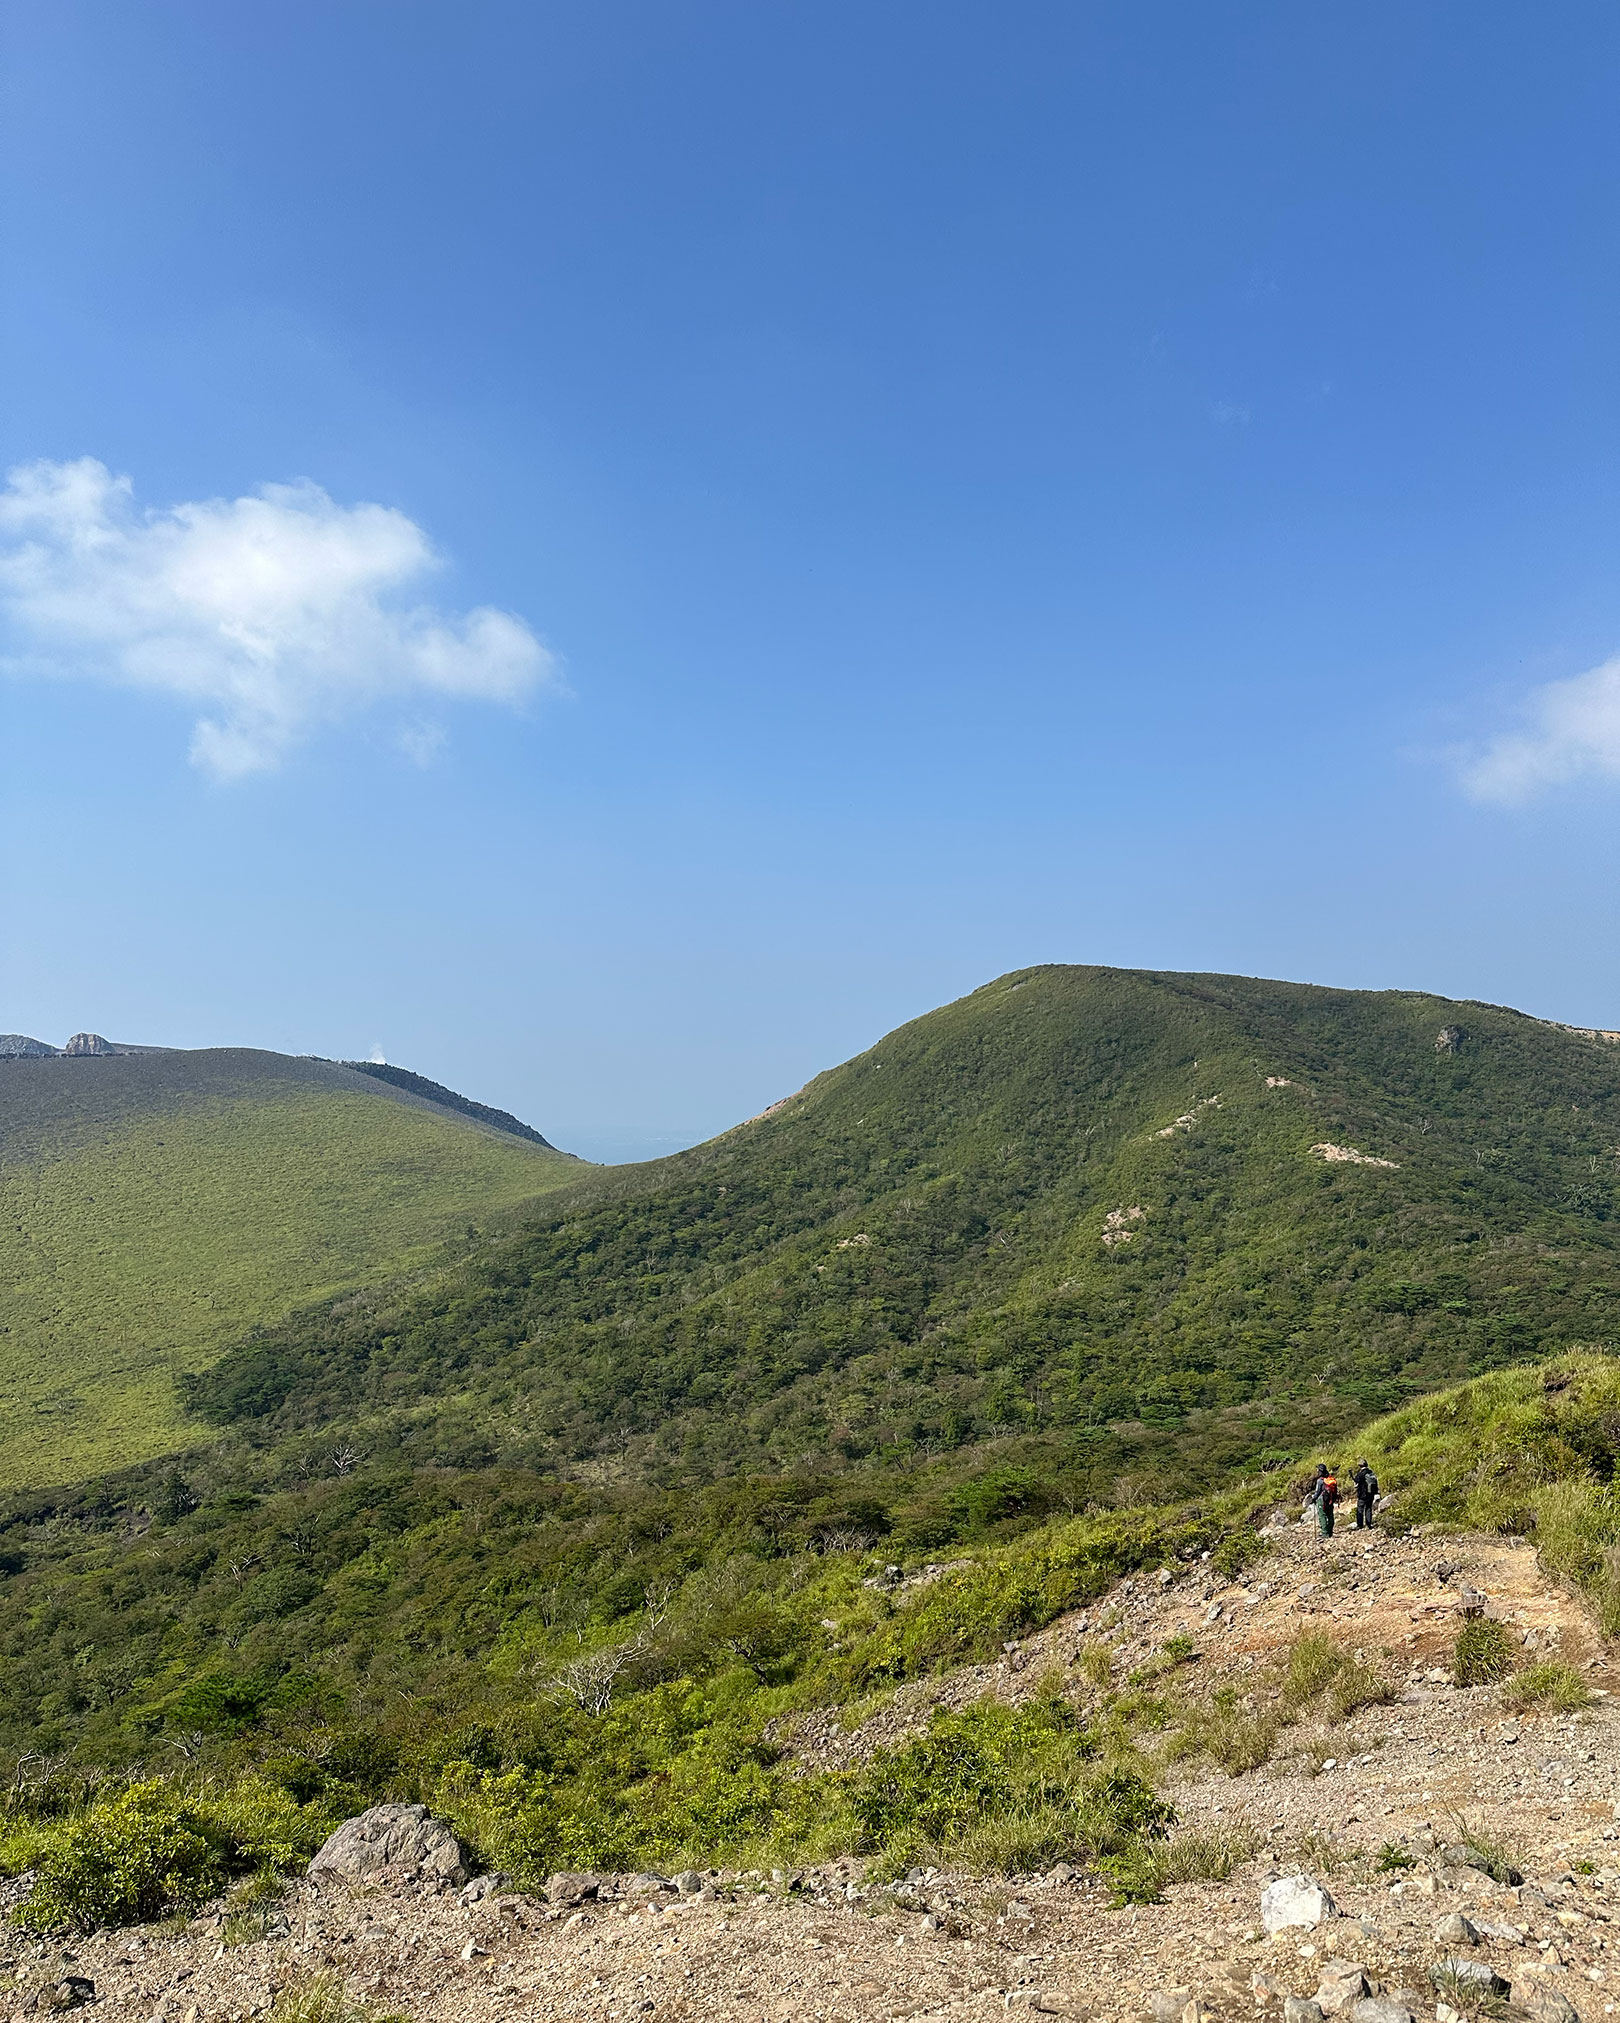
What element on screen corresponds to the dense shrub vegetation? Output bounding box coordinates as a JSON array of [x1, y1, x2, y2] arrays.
[[183, 968, 1620, 1497], [6, 1348, 1620, 1929]]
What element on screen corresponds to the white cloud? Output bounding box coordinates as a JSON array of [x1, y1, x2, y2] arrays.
[[0, 458, 557, 778], [1460, 656, 1620, 805]]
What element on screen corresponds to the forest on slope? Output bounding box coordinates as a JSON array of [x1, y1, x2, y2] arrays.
[[183, 966, 1620, 1499]]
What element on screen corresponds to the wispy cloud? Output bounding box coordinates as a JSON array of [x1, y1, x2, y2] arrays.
[[0, 458, 557, 778], [1460, 656, 1620, 805]]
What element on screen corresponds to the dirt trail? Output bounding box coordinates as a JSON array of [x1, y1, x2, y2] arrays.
[[6, 1516, 1619, 2023]]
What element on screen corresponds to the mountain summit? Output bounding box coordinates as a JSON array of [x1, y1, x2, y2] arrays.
[[187, 964, 1620, 1498]]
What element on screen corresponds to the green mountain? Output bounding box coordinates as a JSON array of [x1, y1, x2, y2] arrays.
[[188, 964, 1620, 1498], [0, 1046, 582, 1488], [8, 964, 1620, 1912]]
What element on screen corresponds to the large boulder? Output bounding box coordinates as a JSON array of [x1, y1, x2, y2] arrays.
[[307, 1803, 467, 1889], [1261, 1875, 1335, 1935]]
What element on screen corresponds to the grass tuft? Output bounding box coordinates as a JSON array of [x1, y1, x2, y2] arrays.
[[1501, 1660, 1589, 1712], [1454, 1620, 1515, 1687], [268, 1973, 413, 2023]]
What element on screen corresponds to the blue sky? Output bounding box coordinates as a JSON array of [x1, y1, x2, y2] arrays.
[[4, 2, 1620, 1161]]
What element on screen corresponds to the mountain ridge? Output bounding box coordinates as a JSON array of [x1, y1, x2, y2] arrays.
[[179, 962, 1620, 1503]]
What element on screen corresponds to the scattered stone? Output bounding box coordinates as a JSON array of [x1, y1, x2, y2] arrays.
[[1348, 2002, 1413, 2023], [1283, 2000, 1325, 2023], [41, 1978, 96, 2012], [1439, 1843, 1524, 1886], [307, 1802, 468, 1888], [672, 1870, 706, 1896], [1433, 1912, 1481, 1946], [458, 1872, 511, 1906], [1314, 1962, 1369, 2014], [1524, 1995, 1582, 2023], [1145, 1989, 1195, 2022], [1262, 1876, 1336, 1935], [547, 1871, 604, 1905]]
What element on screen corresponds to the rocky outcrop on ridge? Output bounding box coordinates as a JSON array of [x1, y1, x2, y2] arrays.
[[61, 1033, 121, 1056]]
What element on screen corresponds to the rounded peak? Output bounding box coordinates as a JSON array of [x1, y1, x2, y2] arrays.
[[62, 1032, 120, 1056]]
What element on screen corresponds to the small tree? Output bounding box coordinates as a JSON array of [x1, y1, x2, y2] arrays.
[[156, 1470, 198, 1524]]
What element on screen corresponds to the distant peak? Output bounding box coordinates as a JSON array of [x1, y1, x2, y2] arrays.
[[0, 1034, 59, 1058], [0, 1032, 139, 1059]]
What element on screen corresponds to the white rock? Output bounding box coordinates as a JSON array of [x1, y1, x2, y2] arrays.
[[307, 1803, 467, 1888], [1262, 1876, 1336, 1935]]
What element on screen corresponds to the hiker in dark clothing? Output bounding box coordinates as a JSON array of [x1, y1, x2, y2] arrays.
[[1353, 1459, 1379, 1528], [1305, 1463, 1337, 1539]]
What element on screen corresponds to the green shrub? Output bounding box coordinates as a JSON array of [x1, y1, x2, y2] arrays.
[[1280, 1632, 1343, 1709], [1174, 1690, 1278, 1774], [15, 1782, 234, 1932], [1078, 1645, 1113, 1688], [1444, 1810, 1523, 1886], [1454, 1619, 1515, 1687], [1210, 1529, 1267, 1580], [12, 1777, 337, 1935], [843, 1698, 1169, 1879], [1172, 1633, 1389, 1778], [1279, 1631, 1393, 1719]]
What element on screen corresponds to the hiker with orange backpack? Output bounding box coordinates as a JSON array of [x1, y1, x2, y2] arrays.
[[1306, 1463, 1339, 1540]]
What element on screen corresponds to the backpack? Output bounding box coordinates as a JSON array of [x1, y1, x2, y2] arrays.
[[1322, 1473, 1338, 1503]]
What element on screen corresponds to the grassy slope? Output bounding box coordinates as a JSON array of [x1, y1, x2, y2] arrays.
[[186, 965, 1620, 1494], [0, 1051, 580, 1487]]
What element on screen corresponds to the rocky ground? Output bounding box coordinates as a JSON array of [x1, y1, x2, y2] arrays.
[[6, 1515, 1620, 2023]]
